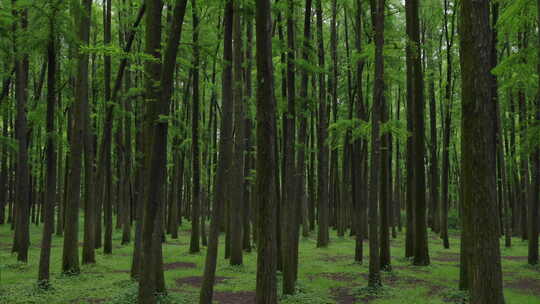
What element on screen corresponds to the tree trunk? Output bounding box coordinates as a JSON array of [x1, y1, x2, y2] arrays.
[[190, 0, 201, 255], [38, 14, 57, 285], [230, 0, 245, 266], [406, 0, 430, 266], [315, 0, 329, 248], [368, 0, 385, 288], [199, 0, 234, 302], [62, 0, 92, 273], [459, 0, 505, 302], [254, 0, 278, 301], [528, 0, 540, 265]]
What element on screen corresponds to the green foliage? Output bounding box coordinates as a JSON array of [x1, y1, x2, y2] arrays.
[[448, 208, 461, 230], [442, 289, 469, 304]]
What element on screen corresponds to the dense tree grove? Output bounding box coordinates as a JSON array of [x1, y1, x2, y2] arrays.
[[0, 0, 539, 303]]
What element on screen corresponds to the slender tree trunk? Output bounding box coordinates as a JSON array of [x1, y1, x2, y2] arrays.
[[230, 0, 245, 265], [368, 0, 385, 288], [199, 0, 234, 302], [316, 0, 329, 248], [38, 14, 57, 285], [281, 0, 297, 294], [528, 0, 540, 265], [255, 0, 278, 301], [352, 0, 366, 264], [440, 0, 455, 249], [12, 2, 30, 263], [297, 0, 312, 241], [190, 0, 201, 254], [406, 0, 430, 266], [62, 0, 92, 274]]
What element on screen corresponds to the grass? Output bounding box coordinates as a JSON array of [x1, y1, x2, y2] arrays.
[[0, 219, 539, 303]]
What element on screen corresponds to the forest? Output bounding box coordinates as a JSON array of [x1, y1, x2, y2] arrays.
[[0, 0, 539, 303]]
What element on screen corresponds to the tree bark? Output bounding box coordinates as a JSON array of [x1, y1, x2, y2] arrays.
[[255, 0, 278, 301], [316, 0, 329, 248], [199, 0, 234, 302], [459, 0, 505, 302]]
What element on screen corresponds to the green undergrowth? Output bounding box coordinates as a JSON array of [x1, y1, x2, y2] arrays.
[[0, 219, 538, 303]]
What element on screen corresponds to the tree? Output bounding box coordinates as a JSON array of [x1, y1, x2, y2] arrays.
[[352, 0, 366, 264], [230, 0, 245, 265], [199, 0, 234, 302], [406, 0, 430, 266], [440, 0, 456, 250], [11, 0, 30, 264], [62, 0, 92, 274], [281, 0, 297, 294], [255, 0, 278, 301], [190, 0, 201, 255], [315, 0, 329, 249], [528, 0, 540, 265], [37, 3, 57, 286], [138, 0, 164, 301], [368, 0, 385, 288], [459, 0, 505, 302]]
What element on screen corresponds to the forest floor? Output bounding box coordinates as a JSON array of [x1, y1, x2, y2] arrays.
[[0, 221, 539, 304]]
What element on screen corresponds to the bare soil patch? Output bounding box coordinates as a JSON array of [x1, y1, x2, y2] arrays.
[[308, 272, 358, 282], [506, 277, 540, 296], [502, 255, 527, 261], [432, 252, 459, 262], [213, 290, 255, 304], [175, 276, 229, 288], [163, 261, 196, 270], [330, 287, 359, 304], [319, 254, 354, 263]]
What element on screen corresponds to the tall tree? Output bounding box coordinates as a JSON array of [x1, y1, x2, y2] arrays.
[[11, 0, 30, 264], [368, 0, 385, 288], [199, 0, 234, 302], [440, 0, 456, 249], [255, 0, 278, 301], [38, 3, 57, 285], [352, 0, 366, 264], [230, 0, 245, 265], [406, 0, 430, 266], [315, 0, 329, 248], [190, 0, 201, 255], [102, 0, 113, 254], [459, 0, 505, 302], [281, 0, 297, 294], [62, 0, 92, 274], [138, 0, 164, 301], [528, 0, 540, 265]]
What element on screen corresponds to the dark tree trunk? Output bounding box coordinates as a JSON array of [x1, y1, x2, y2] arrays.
[[38, 14, 57, 286], [528, 0, 540, 265], [199, 0, 234, 302], [352, 0, 366, 264], [406, 0, 430, 266], [316, 0, 329, 248], [380, 92, 391, 271], [368, 0, 385, 288], [62, 0, 92, 273], [297, 0, 312, 241], [137, 0, 165, 301], [281, 0, 297, 294], [190, 0, 201, 254], [254, 0, 278, 301], [12, 3, 30, 263], [459, 0, 505, 302], [230, 0, 244, 266], [440, 0, 455, 249]]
